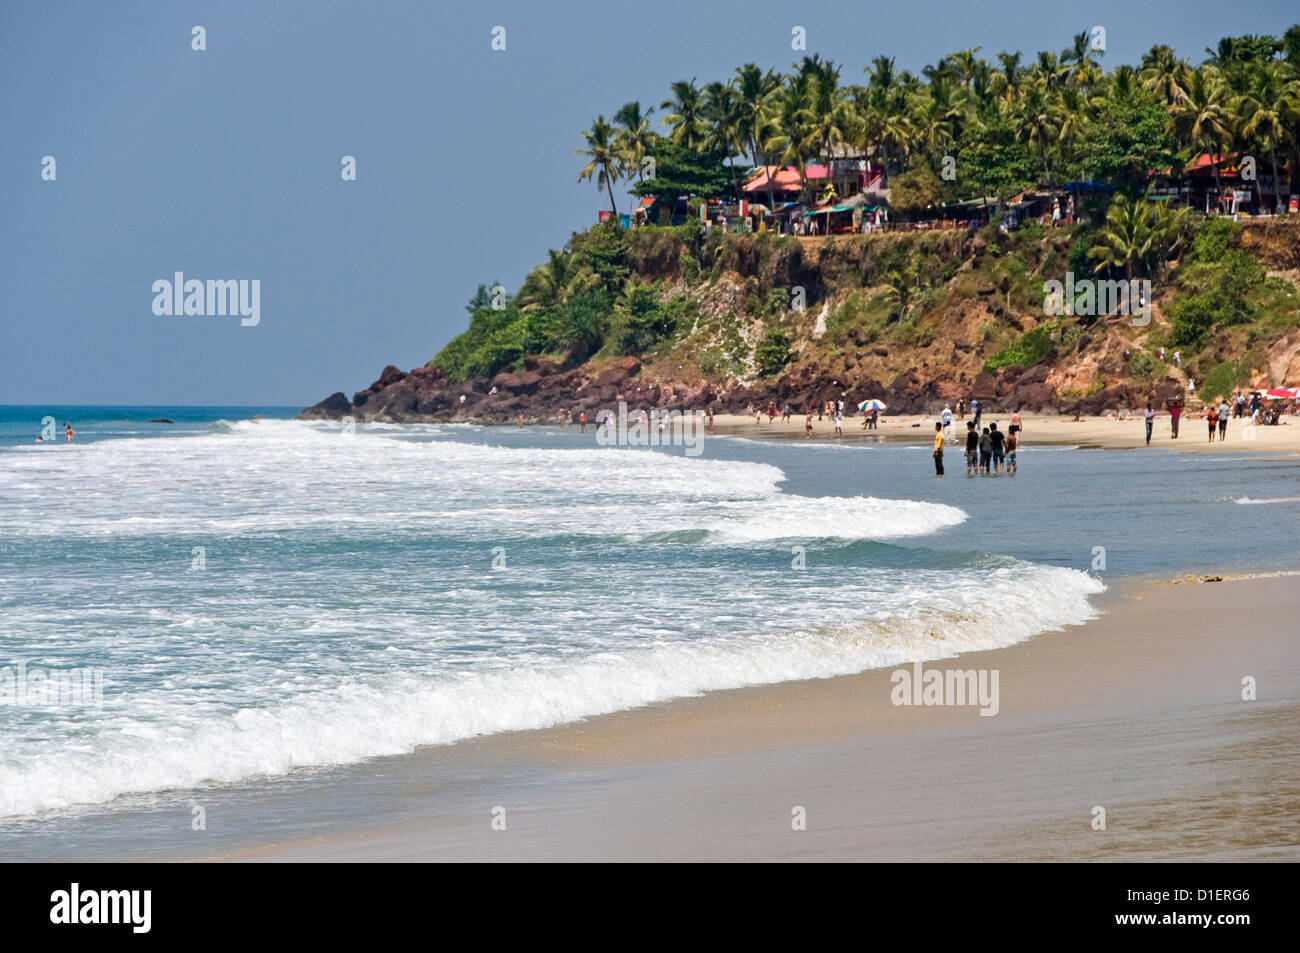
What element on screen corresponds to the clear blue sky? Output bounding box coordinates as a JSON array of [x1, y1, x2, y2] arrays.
[[2, 0, 1295, 406]]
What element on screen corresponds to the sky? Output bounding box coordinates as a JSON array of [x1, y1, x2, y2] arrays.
[[2, 0, 1296, 406]]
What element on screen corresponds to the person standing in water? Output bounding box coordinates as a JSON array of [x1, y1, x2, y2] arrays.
[[1004, 426, 1018, 475], [988, 422, 1006, 472], [964, 421, 978, 476], [932, 422, 944, 476], [64, 423, 75, 441]]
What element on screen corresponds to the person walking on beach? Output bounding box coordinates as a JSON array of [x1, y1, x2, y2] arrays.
[[1144, 403, 1155, 445], [1169, 402, 1181, 439], [1218, 399, 1230, 441], [768, 400, 777, 423], [1205, 404, 1218, 442], [804, 412, 813, 437], [941, 404, 953, 441], [978, 426, 993, 474], [932, 422, 945, 476], [1004, 426, 1018, 475], [782, 402, 791, 423], [580, 411, 588, 433], [957, 398, 965, 420], [971, 398, 981, 429], [1010, 409, 1022, 434], [965, 421, 978, 476]]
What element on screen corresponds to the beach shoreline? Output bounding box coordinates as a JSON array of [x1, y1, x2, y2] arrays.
[[701, 411, 1300, 454], [205, 571, 1300, 862]]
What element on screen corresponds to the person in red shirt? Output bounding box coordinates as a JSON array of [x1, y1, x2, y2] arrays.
[[1206, 404, 1218, 442]]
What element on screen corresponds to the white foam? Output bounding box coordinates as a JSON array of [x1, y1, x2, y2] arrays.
[[0, 563, 1101, 818]]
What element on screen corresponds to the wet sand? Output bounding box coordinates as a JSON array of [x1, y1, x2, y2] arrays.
[[216, 573, 1300, 862]]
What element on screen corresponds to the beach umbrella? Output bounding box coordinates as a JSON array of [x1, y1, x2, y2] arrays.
[[858, 398, 887, 411], [1265, 387, 1295, 398]]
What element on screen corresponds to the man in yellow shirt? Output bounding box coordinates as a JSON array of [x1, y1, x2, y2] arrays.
[[933, 422, 944, 476]]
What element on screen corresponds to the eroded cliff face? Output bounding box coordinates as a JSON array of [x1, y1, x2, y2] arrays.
[[301, 221, 1300, 423]]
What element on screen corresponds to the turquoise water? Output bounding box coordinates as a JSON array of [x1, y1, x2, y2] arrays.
[[1, 406, 1297, 857]]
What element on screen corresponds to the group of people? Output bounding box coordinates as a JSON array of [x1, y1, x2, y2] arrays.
[[933, 409, 1020, 477], [1131, 389, 1294, 444]]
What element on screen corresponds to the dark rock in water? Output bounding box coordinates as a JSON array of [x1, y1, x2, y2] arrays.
[[298, 392, 351, 420], [148, 418, 174, 424]]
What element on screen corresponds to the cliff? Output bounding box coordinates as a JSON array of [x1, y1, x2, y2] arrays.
[[301, 218, 1300, 423]]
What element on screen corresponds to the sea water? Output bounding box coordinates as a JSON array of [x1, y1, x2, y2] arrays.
[[1, 407, 1297, 856]]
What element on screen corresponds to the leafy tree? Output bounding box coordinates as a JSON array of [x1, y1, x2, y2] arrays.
[[630, 141, 733, 204], [755, 328, 794, 377], [610, 282, 680, 354], [952, 117, 1036, 201], [1067, 98, 1178, 196]]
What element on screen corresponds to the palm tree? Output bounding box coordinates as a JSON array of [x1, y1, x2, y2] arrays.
[[733, 64, 782, 214], [1170, 68, 1231, 206], [574, 116, 623, 215], [613, 101, 658, 181], [764, 77, 815, 196], [1061, 32, 1102, 87], [1139, 44, 1190, 106], [1105, 64, 1141, 103], [1031, 50, 1068, 91], [1087, 193, 1156, 280], [912, 75, 963, 156], [702, 81, 745, 201], [1055, 86, 1091, 158], [994, 51, 1024, 106], [948, 47, 985, 90], [804, 58, 851, 169], [1233, 61, 1289, 212], [517, 249, 600, 313], [659, 79, 707, 149], [857, 57, 915, 177], [1017, 85, 1060, 185]]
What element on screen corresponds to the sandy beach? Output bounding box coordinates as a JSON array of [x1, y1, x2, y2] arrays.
[[706, 411, 1300, 454], [216, 572, 1300, 862]]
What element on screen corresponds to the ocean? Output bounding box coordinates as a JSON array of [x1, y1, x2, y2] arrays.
[[1, 405, 1298, 858]]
